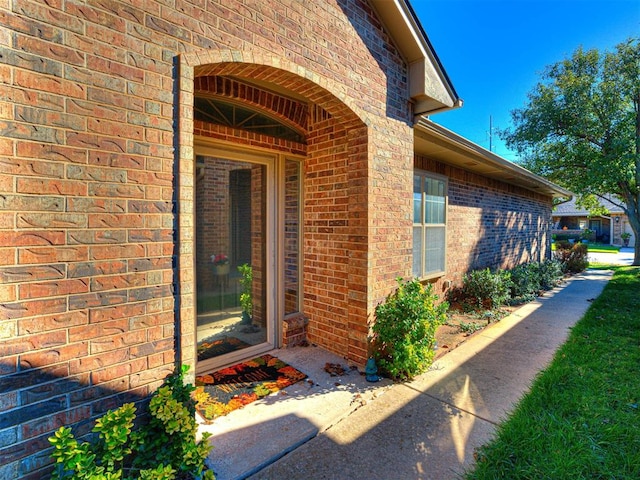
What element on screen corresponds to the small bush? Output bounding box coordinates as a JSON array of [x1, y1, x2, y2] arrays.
[[554, 241, 589, 273], [371, 278, 448, 381], [459, 321, 484, 335], [538, 258, 563, 289], [447, 268, 512, 312], [238, 263, 253, 321], [49, 365, 214, 480], [509, 262, 541, 298], [133, 366, 213, 479], [509, 259, 564, 299]]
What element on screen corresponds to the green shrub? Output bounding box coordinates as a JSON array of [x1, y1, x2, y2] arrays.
[[509, 259, 564, 300], [458, 321, 484, 335], [371, 278, 448, 381], [554, 241, 589, 273], [509, 262, 541, 298], [50, 403, 138, 480], [447, 268, 512, 311], [133, 366, 213, 479], [238, 263, 253, 322], [49, 365, 214, 480], [538, 258, 563, 289]]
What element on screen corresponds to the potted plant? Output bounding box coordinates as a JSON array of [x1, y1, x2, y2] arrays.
[[238, 263, 253, 323], [211, 253, 229, 275], [621, 232, 631, 247]]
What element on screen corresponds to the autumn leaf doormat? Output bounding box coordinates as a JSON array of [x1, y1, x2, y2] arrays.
[[193, 354, 307, 422]]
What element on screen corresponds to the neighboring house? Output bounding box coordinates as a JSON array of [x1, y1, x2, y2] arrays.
[[552, 196, 634, 246], [0, 1, 569, 477]]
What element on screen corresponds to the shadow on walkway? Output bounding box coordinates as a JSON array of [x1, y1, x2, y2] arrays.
[[204, 270, 613, 480]]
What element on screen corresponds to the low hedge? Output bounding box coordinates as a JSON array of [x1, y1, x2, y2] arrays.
[[448, 257, 572, 312]]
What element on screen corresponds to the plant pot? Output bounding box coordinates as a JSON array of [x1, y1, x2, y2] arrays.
[[623, 239, 630, 247], [212, 264, 230, 275]]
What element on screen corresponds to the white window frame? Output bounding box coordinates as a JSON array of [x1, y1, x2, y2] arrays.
[[413, 170, 447, 279]]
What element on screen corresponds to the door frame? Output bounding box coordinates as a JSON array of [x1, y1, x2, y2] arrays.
[[193, 139, 304, 373], [194, 140, 278, 373]]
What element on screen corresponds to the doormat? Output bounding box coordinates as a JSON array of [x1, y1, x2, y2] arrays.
[[197, 336, 250, 362], [193, 354, 307, 422]]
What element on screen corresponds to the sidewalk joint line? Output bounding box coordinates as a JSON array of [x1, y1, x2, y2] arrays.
[[403, 383, 500, 426]]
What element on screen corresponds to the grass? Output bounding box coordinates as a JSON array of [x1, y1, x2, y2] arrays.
[[588, 243, 622, 253], [466, 266, 640, 479], [551, 242, 620, 253]]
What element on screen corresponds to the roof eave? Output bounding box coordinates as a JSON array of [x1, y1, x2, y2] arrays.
[[369, 0, 461, 115], [414, 118, 572, 199]]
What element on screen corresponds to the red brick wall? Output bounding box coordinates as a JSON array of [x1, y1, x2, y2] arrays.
[[304, 109, 353, 357], [1, 1, 413, 477], [191, 98, 383, 364], [415, 155, 553, 295]]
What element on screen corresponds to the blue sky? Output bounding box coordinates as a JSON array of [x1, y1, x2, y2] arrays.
[[413, 0, 640, 162]]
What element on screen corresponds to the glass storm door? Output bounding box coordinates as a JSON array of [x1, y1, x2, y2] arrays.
[[195, 151, 274, 373]]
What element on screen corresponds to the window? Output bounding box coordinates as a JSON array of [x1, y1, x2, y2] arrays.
[[283, 158, 302, 316], [194, 96, 305, 143], [413, 171, 447, 278]]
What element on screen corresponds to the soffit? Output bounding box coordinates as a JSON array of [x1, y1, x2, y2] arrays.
[[369, 0, 461, 114], [415, 119, 572, 199]]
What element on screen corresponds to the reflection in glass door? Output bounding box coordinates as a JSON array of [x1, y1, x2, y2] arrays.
[[195, 154, 270, 372]]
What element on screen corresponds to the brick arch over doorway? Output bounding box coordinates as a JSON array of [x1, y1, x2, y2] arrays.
[[187, 51, 370, 126], [176, 54, 373, 373], [194, 76, 309, 135]]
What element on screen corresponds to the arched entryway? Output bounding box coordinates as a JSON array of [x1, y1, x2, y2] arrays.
[[176, 52, 369, 377], [194, 142, 305, 373]]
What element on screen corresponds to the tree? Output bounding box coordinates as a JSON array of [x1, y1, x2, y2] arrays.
[[502, 38, 640, 265]]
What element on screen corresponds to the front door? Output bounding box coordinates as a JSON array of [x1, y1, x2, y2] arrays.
[[195, 147, 275, 373], [589, 219, 602, 240]]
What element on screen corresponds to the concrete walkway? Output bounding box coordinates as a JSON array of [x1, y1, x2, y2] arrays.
[[203, 269, 613, 480]]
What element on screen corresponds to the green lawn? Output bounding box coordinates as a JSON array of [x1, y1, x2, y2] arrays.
[[587, 243, 622, 253], [466, 266, 640, 479], [551, 242, 621, 253]]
